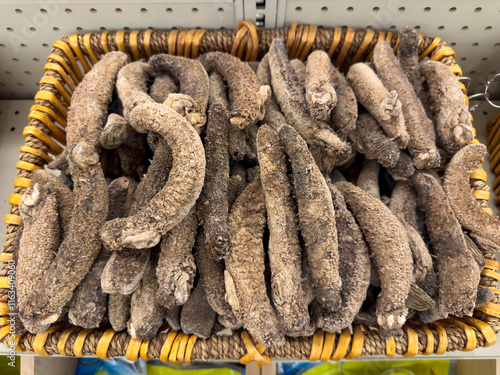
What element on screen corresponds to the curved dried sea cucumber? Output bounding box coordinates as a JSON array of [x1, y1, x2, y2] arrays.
[[18, 185, 60, 333], [412, 173, 480, 317], [149, 72, 179, 103], [444, 143, 500, 252], [347, 63, 408, 148], [198, 51, 269, 130], [115, 61, 153, 119], [256, 125, 310, 333], [100, 114, 131, 150], [149, 54, 209, 132], [180, 283, 216, 339], [226, 170, 285, 347], [420, 60, 475, 154], [268, 39, 351, 173], [330, 65, 358, 141], [68, 176, 134, 328], [156, 207, 197, 308], [305, 50, 337, 121], [278, 124, 342, 312], [317, 183, 371, 332], [357, 159, 380, 199], [101, 101, 206, 250], [335, 181, 413, 337], [373, 41, 440, 169]]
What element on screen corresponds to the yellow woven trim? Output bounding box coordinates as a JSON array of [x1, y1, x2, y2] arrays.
[[401, 325, 418, 357], [240, 330, 271, 366], [96, 329, 116, 360], [169, 332, 184, 362], [4, 214, 21, 226], [470, 113, 474, 122], [490, 143, 500, 162], [185, 334, 197, 363], [431, 322, 448, 355], [308, 330, 324, 361], [0, 253, 14, 262], [11, 334, 24, 353], [101, 31, 110, 54], [14, 177, 32, 188], [366, 31, 385, 61], [449, 65, 463, 77], [176, 30, 187, 57], [116, 30, 127, 54], [191, 29, 207, 59], [140, 339, 151, 361], [473, 189, 490, 201], [69, 34, 90, 72], [34, 91, 68, 118], [177, 333, 190, 362], [485, 259, 500, 270], [421, 325, 435, 355], [328, 27, 342, 59], [464, 95, 469, 106], [331, 327, 351, 361], [20, 146, 53, 164], [83, 33, 99, 65], [33, 323, 64, 357], [430, 46, 456, 61], [459, 82, 467, 94], [351, 29, 375, 64], [335, 28, 355, 68], [23, 126, 64, 155], [0, 303, 9, 315], [471, 168, 487, 182], [286, 22, 298, 53], [488, 112, 500, 132], [129, 30, 141, 61], [453, 315, 497, 348], [0, 278, 10, 288], [57, 326, 79, 356], [39, 77, 71, 105], [299, 25, 317, 61], [320, 332, 336, 362], [240, 342, 265, 364], [483, 207, 494, 215], [440, 318, 477, 351], [8, 194, 22, 206], [53, 40, 83, 81], [74, 329, 93, 357], [144, 29, 154, 59], [16, 161, 42, 172], [419, 36, 441, 61], [168, 29, 179, 55], [125, 337, 142, 361], [491, 150, 500, 169], [0, 317, 8, 326], [417, 33, 424, 47], [481, 269, 500, 280], [183, 29, 198, 59], [476, 302, 500, 318], [294, 25, 311, 59], [345, 325, 364, 359], [385, 32, 393, 43], [30, 105, 67, 128], [160, 331, 179, 363], [490, 287, 500, 295], [28, 111, 67, 145], [393, 36, 401, 52], [0, 326, 10, 342], [44, 62, 77, 92]]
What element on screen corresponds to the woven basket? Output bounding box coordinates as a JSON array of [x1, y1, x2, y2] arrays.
[[487, 113, 500, 211], [2, 22, 500, 364]]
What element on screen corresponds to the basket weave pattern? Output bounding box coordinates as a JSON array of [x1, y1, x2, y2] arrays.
[[1, 23, 499, 363]]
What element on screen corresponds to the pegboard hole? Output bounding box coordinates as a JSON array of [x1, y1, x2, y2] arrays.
[[124, 27, 131, 31], [449, 7, 457, 12], [30, 27, 36, 32], [474, 7, 482, 13], [0, 83, 5, 87], [33, 58, 39, 62], [389, 25, 397, 30], [65, 8, 72, 13], [76, 27, 83, 32], [470, 71, 476, 75], [100, 27, 107, 31], [15, 9, 22, 14], [17, 83, 23, 86], [424, 7, 431, 12], [373, 7, 380, 12], [192, 8, 199, 13], [482, 57, 488, 61], [295, 7, 302, 12], [20, 44, 27, 48], [472, 42, 479, 46], [12, 58, 19, 62], [5, 71, 12, 75], [450, 42, 456, 46], [495, 43, 500, 47], [10, 127, 15, 132], [220, 27, 226, 30], [14, 110, 19, 115], [438, 26, 445, 30], [53, 27, 60, 32], [24, 71, 31, 75], [0, 44, 5, 48], [166, 8, 173, 13], [485, 26, 492, 30], [321, 7, 328, 12], [414, 26, 421, 30], [483, 111, 488, 115], [90, 8, 97, 13], [346, 7, 354, 12], [115, 8, 122, 13], [141, 8, 147, 13], [398, 7, 405, 12], [40, 9, 47, 14], [6, 27, 13, 32], [218, 7, 224, 13], [460, 57, 466, 61], [462, 26, 469, 30], [42, 43, 49, 48]]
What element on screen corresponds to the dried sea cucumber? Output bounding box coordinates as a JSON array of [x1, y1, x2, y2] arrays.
[[180, 283, 216, 339], [305, 50, 337, 121]]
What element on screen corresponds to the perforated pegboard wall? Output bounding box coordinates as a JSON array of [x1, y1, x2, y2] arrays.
[[0, 1, 500, 99]]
